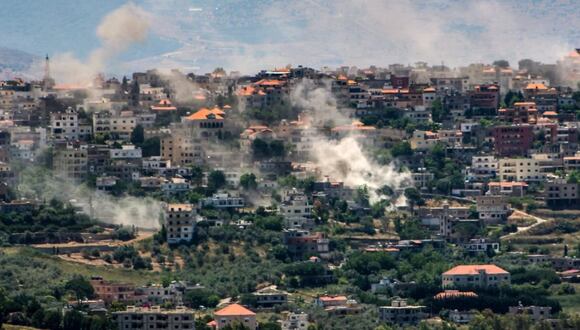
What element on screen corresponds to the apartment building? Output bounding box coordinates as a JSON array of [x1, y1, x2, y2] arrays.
[[498, 158, 545, 182], [90, 276, 136, 304], [252, 287, 288, 307], [492, 125, 534, 157], [93, 110, 137, 140], [200, 193, 245, 209], [50, 107, 92, 141], [545, 179, 579, 208], [469, 155, 498, 179], [442, 264, 510, 288], [475, 195, 510, 223], [112, 306, 195, 330], [379, 298, 426, 327], [279, 190, 313, 229], [53, 143, 88, 181], [163, 203, 197, 244], [283, 229, 330, 256]]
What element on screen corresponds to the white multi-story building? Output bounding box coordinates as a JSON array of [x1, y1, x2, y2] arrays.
[[279, 190, 313, 229], [460, 238, 500, 254], [110, 145, 142, 159], [499, 158, 545, 182], [469, 155, 498, 179], [50, 107, 92, 140], [200, 193, 245, 209]]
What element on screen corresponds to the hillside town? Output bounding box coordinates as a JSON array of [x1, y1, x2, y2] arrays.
[[0, 49, 580, 330]]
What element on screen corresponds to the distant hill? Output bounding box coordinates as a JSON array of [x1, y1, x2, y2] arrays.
[[0, 47, 40, 74]]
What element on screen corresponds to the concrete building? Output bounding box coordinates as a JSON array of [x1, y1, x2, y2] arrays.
[[90, 276, 136, 304], [475, 195, 510, 223], [112, 306, 195, 330], [499, 158, 545, 182], [545, 179, 579, 208], [279, 190, 313, 229], [213, 303, 257, 330], [508, 305, 552, 322], [492, 125, 534, 157], [200, 193, 245, 209], [488, 181, 527, 197], [93, 110, 137, 140], [53, 143, 88, 181], [252, 286, 288, 307], [110, 145, 142, 159], [378, 298, 426, 327], [460, 238, 500, 254], [281, 312, 309, 330], [50, 107, 92, 141], [163, 203, 197, 244], [449, 310, 477, 324], [442, 264, 510, 288], [283, 229, 330, 257]]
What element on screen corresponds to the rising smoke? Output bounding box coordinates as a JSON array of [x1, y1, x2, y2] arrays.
[[50, 3, 150, 85], [18, 167, 162, 229], [289, 79, 412, 203]]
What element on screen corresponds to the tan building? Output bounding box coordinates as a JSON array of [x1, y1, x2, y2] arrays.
[[53, 143, 88, 181], [163, 203, 197, 244], [214, 303, 257, 330], [93, 110, 137, 140], [112, 306, 195, 330], [442, 264, 510, 288], [499, 158, 545, 182], [475, 195, 510, 223], [160, 128, 205, 167], [90, 276, 135, 304]]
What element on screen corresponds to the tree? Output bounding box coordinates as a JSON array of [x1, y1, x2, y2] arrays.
[[65, 275, 95, 301], [141, 136, 160, 157], [207, 170, 226, 192], [183, 289, 220, 308], [130, 80, 140, 106], [240, 173, 257, 190], [63, 310, 84, 330], [404, 187, 423, 210], [391, 141, 413, 157], [130, 124, 145, 145], [190, 165, 204, 186]]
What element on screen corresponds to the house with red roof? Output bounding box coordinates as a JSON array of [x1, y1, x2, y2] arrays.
[[442, 264, 510, 288], [213, 303, 257, 330]]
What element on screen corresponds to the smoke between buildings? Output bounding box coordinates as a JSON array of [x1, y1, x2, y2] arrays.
[[18, 169, 162, 229], [289, 79, 412, 204]]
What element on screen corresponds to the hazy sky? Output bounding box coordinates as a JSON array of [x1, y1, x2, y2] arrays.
[[1, 0, 579, 75]]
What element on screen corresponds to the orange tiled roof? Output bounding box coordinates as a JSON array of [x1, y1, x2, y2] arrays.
[[434, 290, 478, 300], [255, 79, 285, 87], [151, 99, 177, 111], [443, 264, 508, 276], [214, 303, 255, 316], [525, 83, 548, 90], [543, 111, 558, 116], [319, 295, 347, 302], [423, 87, 436, 92], [184, 107, 225, 121]]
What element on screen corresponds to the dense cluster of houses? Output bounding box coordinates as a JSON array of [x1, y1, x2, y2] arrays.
[[1, 50, 580, 329]]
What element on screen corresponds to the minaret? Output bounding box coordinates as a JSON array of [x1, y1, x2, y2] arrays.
[[42, 54, 55, 90]]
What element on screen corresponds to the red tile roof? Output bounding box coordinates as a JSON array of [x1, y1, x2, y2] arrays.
[[434, 290, 478, 300], [443, 264, 509, 276], [214, 304, 255, 316]]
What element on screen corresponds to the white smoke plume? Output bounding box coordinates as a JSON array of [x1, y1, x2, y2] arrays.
[[289, 79, 412, 203], [50, 3, 151, 85], [18, 169, 162, 229]]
